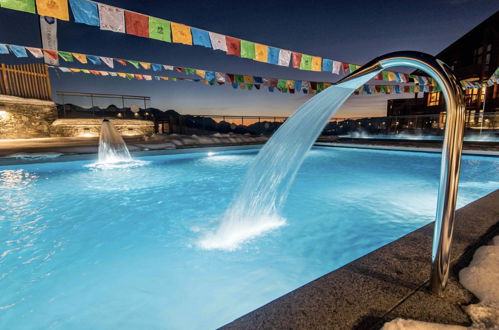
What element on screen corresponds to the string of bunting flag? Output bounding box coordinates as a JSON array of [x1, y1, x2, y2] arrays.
[[0, 42, 439, 89], [0, 0, 427, 83], [50, 65, 443, 96]]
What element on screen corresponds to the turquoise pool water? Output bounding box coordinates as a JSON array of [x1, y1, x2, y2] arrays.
[[0, 147, 497, 329]]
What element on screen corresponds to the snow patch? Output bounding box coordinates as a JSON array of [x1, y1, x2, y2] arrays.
[[382, 318, 466, 330]]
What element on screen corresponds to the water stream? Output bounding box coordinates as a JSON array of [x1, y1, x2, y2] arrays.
[[200, 75, 377, 250]]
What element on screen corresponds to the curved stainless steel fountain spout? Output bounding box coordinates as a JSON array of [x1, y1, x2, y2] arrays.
[[335, 51, 466, 296]]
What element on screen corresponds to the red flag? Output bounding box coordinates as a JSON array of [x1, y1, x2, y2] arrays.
[[342, 63, 350, 74], [116, 59, 127, 66], [135, 74, 143, 80], [42, 49, 58, 61], [175, 67, 184, 73], [124, 11, 149, 38], [225, 36, 241, 56], [226, 74, 234, 83], [375, 72, 383, 80], [291, 52, 302, 69]]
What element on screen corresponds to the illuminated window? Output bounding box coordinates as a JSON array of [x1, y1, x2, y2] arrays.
[[427, 92, 440, 106]]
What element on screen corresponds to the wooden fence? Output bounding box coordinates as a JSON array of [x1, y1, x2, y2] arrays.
[[0, 63, 52, 100]]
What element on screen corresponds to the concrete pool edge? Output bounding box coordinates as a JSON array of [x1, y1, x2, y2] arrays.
[[1, 142, 498, 166], [222, 190, 499, 329]]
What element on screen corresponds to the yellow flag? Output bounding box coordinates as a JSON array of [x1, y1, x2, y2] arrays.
[[72, 53, 87, 64], [117, 72, 127, 78], [388, 72, 397, 81], [36, 0, 69, 21], [140, 62, 151, 70], [195, 70, 206, 79], [311, 56, 322, 72], [285, 80, 294, 89], [243, 75, 254, 84], [171, 22, 192, 45], [69, 68, 81, 72], [255, 43, 268, 63]]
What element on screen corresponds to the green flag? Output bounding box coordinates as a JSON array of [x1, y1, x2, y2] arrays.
[[127, 60, 140, 69], [247, 84, 254, 90], [0, 0, 36, 13], [277, 79, 287, 89], [185, 68, 196, 75], [149, 17, 171, 42], [300, 54, 312, 70], [126, 73, 134, 80], [240, 40, 255, 59], [382, 71, 389, 81], [409, 85, 415, 93], [348, 64, 357, 73], [58, 51, 74, 62], [235, 74, 244, 84], [317, 82, 324, 91]]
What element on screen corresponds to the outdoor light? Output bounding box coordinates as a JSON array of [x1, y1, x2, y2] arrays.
[[0, 110, 9, 121], [207, 152, 215, 156]]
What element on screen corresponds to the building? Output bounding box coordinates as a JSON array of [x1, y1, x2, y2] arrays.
[[387, 10, 499, 133]]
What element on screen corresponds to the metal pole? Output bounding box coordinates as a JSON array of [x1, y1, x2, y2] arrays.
[[336, 51, 465, 295]]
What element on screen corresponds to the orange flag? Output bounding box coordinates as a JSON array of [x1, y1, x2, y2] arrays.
[[139, 62, 151, 70], [36, 0, 69, 21], [255, 43, 268, 63], [311, 56, 322, 72], [72, 53, 87, 64], [171, 22, 192, 45]]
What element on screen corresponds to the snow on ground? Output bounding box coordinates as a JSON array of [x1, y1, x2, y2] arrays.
[[383, 235, 499, 330]]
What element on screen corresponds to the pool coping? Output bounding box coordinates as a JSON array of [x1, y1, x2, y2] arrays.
[[316, 142, 499, 157], [221, 189, 499, 329], [1, 142, 498, 166]]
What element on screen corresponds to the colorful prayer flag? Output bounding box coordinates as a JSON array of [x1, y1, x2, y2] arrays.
[[58, 51, 73, 62], [311, 56, 322, 72], [255, 43, 268, 62], [387, 71, 397, 81], [322, 59, 333, 72], [342, 63, 350, 74], [8, 45, 27, 57], [216, 72, 225, 83], [240, 40, 255, 59], [98, 4, 125, 33], [73, 53, 87, 63], [152, 63, 162, 71], [300, 54, 312, 70], [125, 11, 149, 38], [163, 65, 173, 70], [382, 71, 389, 81], [139, 62, 151, 70], [87, 55, 101, 65], [26, 47, 43, 58], [285, 80, 294, 89], [127, 60, 139, 69], [267, 47, 279, 65], [0, 0, 36, 13], [348, 63, 357, 73], [149, 17, 171, 42], [332, 61, 342, 75], [243, 75, 254, 84], [209, 32, 227, 51], [294, 80, 302, 91], [171, 22, 192, 45], [278, 50, 291, 67], [100, 57, 114, 68], [40, 16, 58, 65], [0, 43, 9, 54], [36, 0, 69, 21], [42, 49, 58, 61], [225, 36, 240, 56], [69, 0, 99, 26], [191, 28, 211, 48], [291, 52, 302, 69], [115, 59, 126, 66]]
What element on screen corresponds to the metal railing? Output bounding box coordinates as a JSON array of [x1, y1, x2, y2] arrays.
[[0, 63, 52, 100]]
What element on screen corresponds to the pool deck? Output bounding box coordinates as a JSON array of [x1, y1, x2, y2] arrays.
[[222, 189, 499, 330]]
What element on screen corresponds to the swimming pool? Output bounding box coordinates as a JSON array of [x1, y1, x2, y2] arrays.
[[0, 147, 497, 329]]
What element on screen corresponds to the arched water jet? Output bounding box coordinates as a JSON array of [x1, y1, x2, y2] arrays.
[[98, 119, 133, 163], [200, 51, 465, 295]]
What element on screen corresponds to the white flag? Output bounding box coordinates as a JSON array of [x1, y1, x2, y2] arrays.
[[278, 50, 291, 66], [98, 4, 125, 33], [209, 32, 227, 52], [100, 57, 114, 69], [40, 16, 58, 65], [26, 47, 44, 58], [332, 61, 342, 75]]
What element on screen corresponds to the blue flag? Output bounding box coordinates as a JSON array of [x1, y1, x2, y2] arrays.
[[87, 55, 102, 65], [294, 80, 302, 91], [152, 64, 162, 72], [205, 71, 216, 82], [0, 44, 9, 54], [267, 47, 279, 65], [394, 85, 401, 94], [232, 83, 238, 89], [268, 87, 275, 92], [363, 85, 371, 94], [253, 76, 263, 84], [322, 59, 333, 72], [9, 45, 27, 58], [69, 0, 99, 26], [191, 28, 212, 48]]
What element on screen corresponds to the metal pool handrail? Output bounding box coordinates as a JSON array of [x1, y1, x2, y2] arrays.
[[335, 51, 466, 295]]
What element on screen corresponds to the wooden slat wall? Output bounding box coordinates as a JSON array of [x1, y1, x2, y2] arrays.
[[0, 63, 52, 100]]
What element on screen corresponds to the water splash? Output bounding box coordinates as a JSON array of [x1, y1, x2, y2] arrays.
[[88, 120, 146, 169], [199, 80, 377, 250]]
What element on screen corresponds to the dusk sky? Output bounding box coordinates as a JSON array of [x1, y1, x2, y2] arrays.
[[0, 0, 498, 117]]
